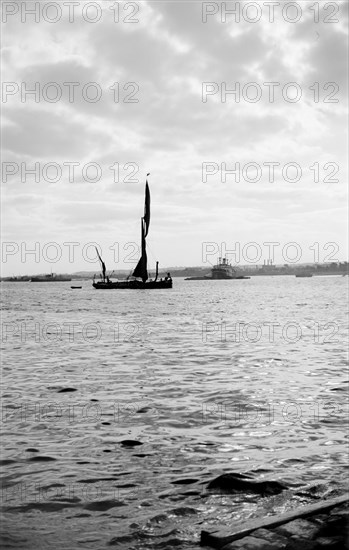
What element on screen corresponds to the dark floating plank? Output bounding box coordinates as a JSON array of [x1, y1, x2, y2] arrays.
[[201, 494, 349, 548]]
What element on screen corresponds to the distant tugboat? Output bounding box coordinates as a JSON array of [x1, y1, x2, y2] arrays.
[[31, 273, 71, 282], [185, 257, 250, 280], [211, 257, 250, 279], [93, 177, 172, 289]]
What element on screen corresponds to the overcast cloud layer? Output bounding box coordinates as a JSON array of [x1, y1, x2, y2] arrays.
[[1, 0, 348, 275]]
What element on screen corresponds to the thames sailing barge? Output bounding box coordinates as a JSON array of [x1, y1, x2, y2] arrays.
[[93, 179, 172, 289]]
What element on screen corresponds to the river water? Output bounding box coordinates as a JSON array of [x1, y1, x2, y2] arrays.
[[1, 276, 348, 549]]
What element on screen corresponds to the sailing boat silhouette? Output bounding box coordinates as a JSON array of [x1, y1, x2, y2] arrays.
[[92, 176, 172, 289]]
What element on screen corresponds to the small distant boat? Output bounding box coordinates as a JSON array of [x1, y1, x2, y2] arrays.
[[295, 271, 313, 278], [71, 286, 82, 289], [93, 176, 172, 290], [1, 276, 31, 282]]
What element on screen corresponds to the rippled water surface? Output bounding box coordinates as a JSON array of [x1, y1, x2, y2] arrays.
[[1, 277, 348, 549]]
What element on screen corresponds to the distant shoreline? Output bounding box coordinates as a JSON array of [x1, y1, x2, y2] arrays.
[[1, 262, 348, 282]]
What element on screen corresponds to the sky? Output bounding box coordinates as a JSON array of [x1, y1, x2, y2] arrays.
[[1, 0, 348, 276]]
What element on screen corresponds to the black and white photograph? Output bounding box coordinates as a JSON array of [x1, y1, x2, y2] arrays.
[[1, 1, 348, 548]]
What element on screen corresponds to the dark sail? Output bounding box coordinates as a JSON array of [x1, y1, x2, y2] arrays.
[[132, 182, 150, 283], [132, 218, 148, 282], [144, 181, 150, 237], [95, 247, 106, 281]]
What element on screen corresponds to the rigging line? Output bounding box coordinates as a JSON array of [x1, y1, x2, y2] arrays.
[[126, 267, 134, 281], [145, 240, 158, 265]]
